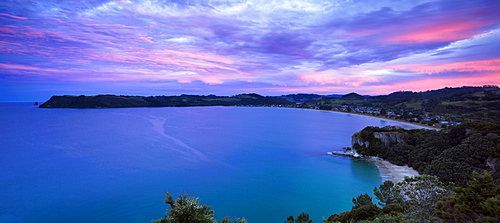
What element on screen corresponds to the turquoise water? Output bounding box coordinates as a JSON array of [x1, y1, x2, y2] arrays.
[[0, 103, 421, 223]]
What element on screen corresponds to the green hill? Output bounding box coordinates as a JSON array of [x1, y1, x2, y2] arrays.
[[39, 94, 295, 108], [303, 85, 500, 124]]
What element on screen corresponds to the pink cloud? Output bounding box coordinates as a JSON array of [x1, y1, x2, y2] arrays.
[[0, 40, 21, 46], [0, 27, 16, 35], [363, 72, 500, 95], [86, 23, 137, 29], [161, 49, 235, 65], [138, 36, 155, 44], [299, 71, 380, 86], [384, 20, 486, 43], [0, 63, 63, 73], [280, 85, 355, 93], [387, 59, 500, 74], [0, 13, 28, 20]]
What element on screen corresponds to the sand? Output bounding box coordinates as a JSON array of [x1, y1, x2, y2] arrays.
[[371, 159, 419, 183]]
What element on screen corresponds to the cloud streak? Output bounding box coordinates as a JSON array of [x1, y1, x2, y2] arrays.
[[1, 0, 499, 101]]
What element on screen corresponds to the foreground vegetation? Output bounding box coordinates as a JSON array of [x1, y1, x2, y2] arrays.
[[156, 172, 499, 223], [153, 192, 248, 223], [326, 171, 500, 222]]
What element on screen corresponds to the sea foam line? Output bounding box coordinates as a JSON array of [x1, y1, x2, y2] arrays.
[[148, 115, 208, 161]]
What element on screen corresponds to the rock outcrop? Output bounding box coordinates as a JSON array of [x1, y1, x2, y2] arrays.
[[352, 132, 407, 148], [352, 134, 369, 147], [373, 132, 407, 146]]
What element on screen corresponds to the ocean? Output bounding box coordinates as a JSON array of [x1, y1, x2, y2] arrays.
[[0, 103, 423, 223]]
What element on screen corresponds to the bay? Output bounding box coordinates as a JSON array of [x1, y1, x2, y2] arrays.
[[0, 103, 422, 223]]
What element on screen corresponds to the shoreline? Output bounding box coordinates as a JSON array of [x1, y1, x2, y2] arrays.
[[315, 108, 425, 182], [369, 158, 419, 183], [332, 110, 440, 130], [285, 107, 440, 130], [327, 151, 420, 183]]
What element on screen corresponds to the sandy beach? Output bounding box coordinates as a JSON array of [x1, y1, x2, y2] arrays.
[[342, 111, 440, 130], [289, 107, 440, 130], [371, 159, 419, 183]]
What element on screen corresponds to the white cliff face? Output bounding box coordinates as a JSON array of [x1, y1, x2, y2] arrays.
[[351, 132, 407, 148], [373, 132, 407, 146], [351, 135, 365, 147]]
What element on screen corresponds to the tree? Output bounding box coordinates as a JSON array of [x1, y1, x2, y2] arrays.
[[436, 171, 500, 222], [285, 212, 313, 223], [325, 204, 381, 222], [352, 193, 374, 210], [393, 175, 454, 222], [154, 192, 215, 223], [373, 180, 398, 206], [218, 217, 249, 223], [154, 192, 249, 223]]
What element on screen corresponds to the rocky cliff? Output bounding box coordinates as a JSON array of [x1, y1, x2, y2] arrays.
[[352, 131, 407, 148]]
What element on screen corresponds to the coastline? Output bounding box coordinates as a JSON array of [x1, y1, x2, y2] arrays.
[[370, 158, 419, 183], [335, 110, 440, 130], [323, 109, 425, 182], [286, 107, 440, 130], [298, 106, 427, 183]]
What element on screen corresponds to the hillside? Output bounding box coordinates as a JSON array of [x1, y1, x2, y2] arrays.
[[272, 93, 324, 103], [303, 85, 500, 124], [39, 94, 295, 108]]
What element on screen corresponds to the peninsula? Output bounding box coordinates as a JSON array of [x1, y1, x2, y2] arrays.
[[38, 93, 295, 108]]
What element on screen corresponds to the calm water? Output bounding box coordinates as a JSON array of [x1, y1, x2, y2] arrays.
[[0, 103, 422, 223]]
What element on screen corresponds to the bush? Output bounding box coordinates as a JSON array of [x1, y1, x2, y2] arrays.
[[325, 205, 382, 222]]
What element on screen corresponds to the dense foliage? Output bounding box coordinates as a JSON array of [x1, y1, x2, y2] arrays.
[[353, 122, 500, 186], [285, 213, 314, 223], [326, 172, 499, 223], [436, 172, 500, 222], [154, 192, 248, 223]]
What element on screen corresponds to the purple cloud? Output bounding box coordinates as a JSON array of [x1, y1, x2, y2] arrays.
[[1, 0, 499, 101]]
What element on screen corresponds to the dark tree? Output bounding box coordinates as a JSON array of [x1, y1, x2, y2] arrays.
[[373, 180, 398, 206], [436, 171, 500, 223], [154, 192, 215, 223], [352, 193, 374, 210], [285, 212, 313, 223]]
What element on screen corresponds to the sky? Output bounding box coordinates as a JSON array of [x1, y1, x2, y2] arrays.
[[1, 0, 500, 101]]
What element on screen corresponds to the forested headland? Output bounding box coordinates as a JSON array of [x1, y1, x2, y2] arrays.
[[351, 121, 500, 186], [321, 121, 500, 222]]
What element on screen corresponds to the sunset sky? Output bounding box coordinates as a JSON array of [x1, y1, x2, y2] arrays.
[[1, 0, 499, 101]]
